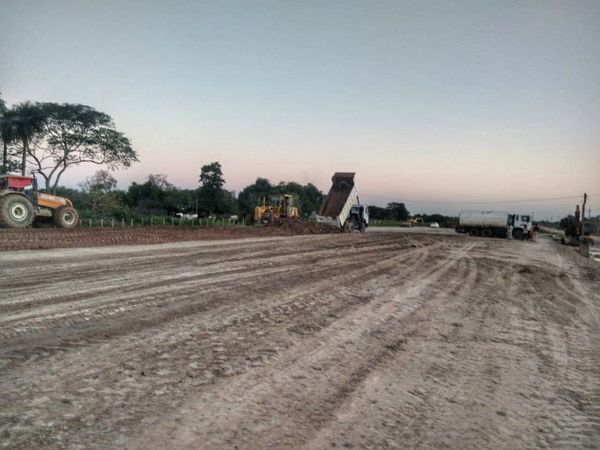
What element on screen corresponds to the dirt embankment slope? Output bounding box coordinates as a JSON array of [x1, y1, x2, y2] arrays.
[[0, 233, 598, 449], [0, 221, 339, 251]]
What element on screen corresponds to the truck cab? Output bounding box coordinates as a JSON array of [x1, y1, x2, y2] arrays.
[[509, 214, 533, 239], [349, 204, 369, 232]]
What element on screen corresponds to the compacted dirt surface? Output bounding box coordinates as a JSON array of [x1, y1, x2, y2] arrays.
[[0, 232, 599, 449]]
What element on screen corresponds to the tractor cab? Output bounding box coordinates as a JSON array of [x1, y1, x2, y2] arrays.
[[0, 175, 35, 191]]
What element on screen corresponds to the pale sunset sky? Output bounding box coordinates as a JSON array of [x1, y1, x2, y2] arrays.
[[1, 0, 599, 218]]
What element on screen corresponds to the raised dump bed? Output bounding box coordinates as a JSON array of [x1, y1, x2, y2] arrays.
[[316, 172, 359, 229]]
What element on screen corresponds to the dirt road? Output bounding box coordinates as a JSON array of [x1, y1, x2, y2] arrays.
[[1, 233, 599, 449]]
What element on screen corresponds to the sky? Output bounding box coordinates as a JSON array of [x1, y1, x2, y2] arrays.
[[1, 0, 599, 219]]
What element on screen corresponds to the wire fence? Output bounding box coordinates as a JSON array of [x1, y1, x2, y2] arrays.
[[78, 216, 246, 228]]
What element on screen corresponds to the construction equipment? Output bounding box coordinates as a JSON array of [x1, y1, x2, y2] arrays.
[[316, 172, 369, 232], [456, 210, 532, 239], [254, 194, 299, 223], [0, 175, 79, 228], [562, 194, 592, 247]]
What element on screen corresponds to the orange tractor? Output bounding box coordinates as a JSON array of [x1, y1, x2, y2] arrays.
[[0, 175, 79, 228]]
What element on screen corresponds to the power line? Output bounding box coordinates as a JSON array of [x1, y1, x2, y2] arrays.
[[361, 193, 599, 205]]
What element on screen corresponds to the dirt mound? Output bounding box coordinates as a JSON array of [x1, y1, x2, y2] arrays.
[[0, 223, 340, 252], [264, 218, 342, 235]]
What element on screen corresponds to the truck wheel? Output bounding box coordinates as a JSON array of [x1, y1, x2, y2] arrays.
[[359, 221, 366, 232], [513, 229, 524, 240], [482, 228, 493, 238], [53, 206, 79, 229], [344, 219, 353, 232], [468, 228, 480, 237], [0, 194, 34, 228]]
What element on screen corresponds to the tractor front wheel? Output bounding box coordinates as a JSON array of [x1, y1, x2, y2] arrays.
[[53, 206, 79, 229], [0, 194, 34, 228]]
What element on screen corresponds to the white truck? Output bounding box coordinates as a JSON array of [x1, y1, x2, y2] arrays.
[[456, 210, 533, 239], [316, 172, 369, 232]]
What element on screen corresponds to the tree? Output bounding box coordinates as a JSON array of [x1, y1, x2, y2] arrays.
[[0, 94, 16, 174], [238, 178, 273, 216], [78, 170, 120, 215], [198, 161, 226, 215], [127, 174, 177, 215], [387, 202, 410, 221], [8, 102, 46, 176], [26, 102, 138, 192]]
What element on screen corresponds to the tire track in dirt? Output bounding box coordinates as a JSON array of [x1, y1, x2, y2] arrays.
[[0, 235, 427, 349], [124, 241, 477, 449], [0, 235, 450, 449], [1, 234, 598, 449]]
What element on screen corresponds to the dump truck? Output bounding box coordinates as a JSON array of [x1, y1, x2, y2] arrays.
[[316, 172, 369, 232], [455, 210, 532, 239], [0, 175, 79, 228], [254, 194, 299, 223]]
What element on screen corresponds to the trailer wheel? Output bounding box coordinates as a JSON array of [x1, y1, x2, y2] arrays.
[[53, 206, 79, 229], [0, 194, 34, 228]]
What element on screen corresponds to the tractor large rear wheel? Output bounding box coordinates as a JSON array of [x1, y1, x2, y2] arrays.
[[0, 194, 34, 228], [53, 206, 79, 229]]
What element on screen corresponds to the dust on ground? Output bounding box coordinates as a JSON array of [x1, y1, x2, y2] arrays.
[[0, 233, 598, 449]]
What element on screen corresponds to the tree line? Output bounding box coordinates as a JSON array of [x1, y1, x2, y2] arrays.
[[53, 164, 325, 221]]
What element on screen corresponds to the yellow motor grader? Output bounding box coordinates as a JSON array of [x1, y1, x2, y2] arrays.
[[254, 194, 299, 223], [0, 175, 79, 228]]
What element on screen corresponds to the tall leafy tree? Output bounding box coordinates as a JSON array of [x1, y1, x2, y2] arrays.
[[198, 161, 226, 215], [238, 178, 273, 216], [27, 102, 138, 192], [78, 170, 120, 215], [127, 174, 176, 215]]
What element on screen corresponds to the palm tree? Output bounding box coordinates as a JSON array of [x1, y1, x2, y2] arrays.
[[0, 101, 17, 175], [0, 94, 6, 173], [10, 102, 46, 176], [1, 115, 17, 174]]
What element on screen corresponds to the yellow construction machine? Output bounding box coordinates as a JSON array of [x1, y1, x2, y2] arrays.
[[254, 194, 299, 223], [0, 175, 79, 228]]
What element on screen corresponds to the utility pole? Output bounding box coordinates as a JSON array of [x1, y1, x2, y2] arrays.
[[581, 193, 588, 236]]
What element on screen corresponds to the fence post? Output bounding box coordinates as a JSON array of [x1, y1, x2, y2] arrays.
[[122, 218, 125, 228], [130, 218, 134, 228], [89, 218, 92, 227], [171, 217, 174, 226], [111, 218, 115, 228], [163, 217, 165, 226]]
